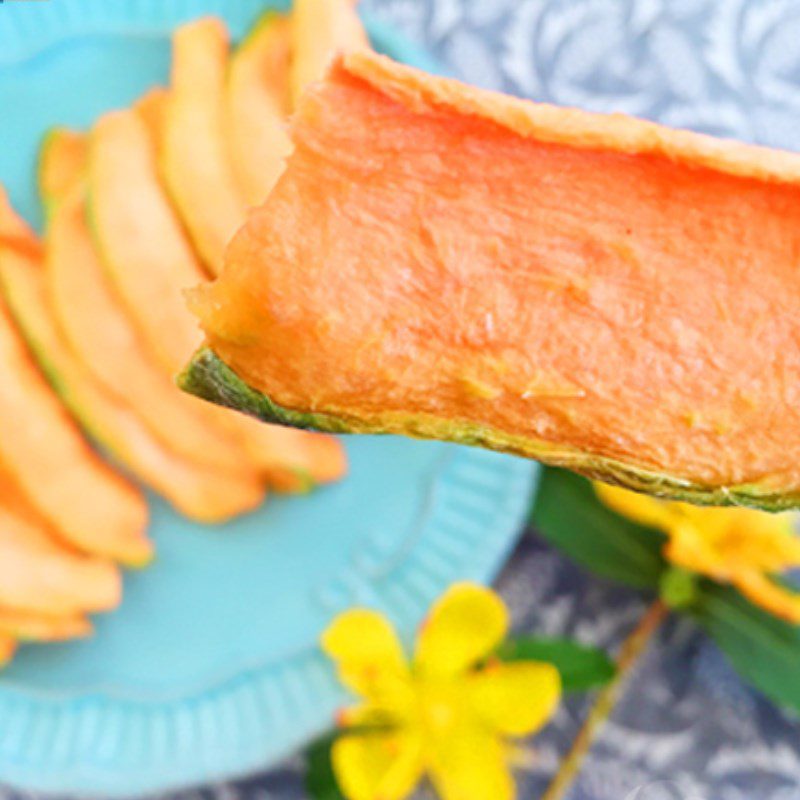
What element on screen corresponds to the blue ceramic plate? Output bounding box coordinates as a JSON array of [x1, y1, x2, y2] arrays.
[[0, 1, 537, 795]]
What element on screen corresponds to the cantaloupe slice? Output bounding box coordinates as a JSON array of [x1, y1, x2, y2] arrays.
[[38, 128, 87, 205], [162, 17, 248, 276], [135, 87, 168, 149], [0, 607, 92, 642], [0, 489, 120, 615], [0, 204, 149, 564], [0, 634, 16, 667], [184, 51, 800, 511], [0, 203, 264, 522], [226, 11, 292, 206], [90, 110, 203, 373], [0, 461, 120, 615], [89, 108, 346, 492], [290, 0, 369, 105], [41, 135, 262, 490]]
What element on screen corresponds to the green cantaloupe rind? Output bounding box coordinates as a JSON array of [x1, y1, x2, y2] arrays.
[[179, 347, 800, 512]]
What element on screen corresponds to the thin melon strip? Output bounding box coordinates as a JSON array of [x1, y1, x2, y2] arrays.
[[290, 0, 369, 104], [39, 128, 87, 204], [162, 17, 248, 276], [184, 51, 800, 511], [0, 495, 120, 615], [0, 463, 120, 615], [226, 12, 292, 206], [90, 110, 203, 372], [0, 205, 149, 564], [0, 635, 16, 667], [41, 135, 261, 487], [0, 607, 91, 642], [0, 209, 264, 522], [135, 87, 168, 149], [89, 107, 346, 491]]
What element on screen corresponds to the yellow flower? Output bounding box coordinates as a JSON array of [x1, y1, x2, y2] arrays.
[[595, 482, 800, 623], [321, 583, 561, 800]]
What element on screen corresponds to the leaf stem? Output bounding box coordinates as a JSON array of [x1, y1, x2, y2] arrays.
[[540, 599, 669, 800]]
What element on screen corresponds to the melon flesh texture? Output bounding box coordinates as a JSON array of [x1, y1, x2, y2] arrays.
[[0, 202, 149, 563], [90, 103, 345, 491], [227, 12, 292, 206], [163, 17, 248, 276], [290, 0, 369, 105], [0, 209, 264, 523], [185, 51, 800, 511], [42, 143, 261, 488]]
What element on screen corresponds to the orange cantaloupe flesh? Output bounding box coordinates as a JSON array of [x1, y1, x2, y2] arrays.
[[186, 51, 800, 511], [0, 462, 121, 615], [0, 634, 16, 666], [0, 204, 264, 522], [135, 86, 168, 149], [41, 135, 262, 490], [162, 17, 248, 275], [226, 12, 292, 206], [0, 606, 92, 642], [90, 110, 204, 374], [39, 128, 87, 203], [89, 108, 346, 492], [0, 200, 149, 563], [290, 0, 369, 104]]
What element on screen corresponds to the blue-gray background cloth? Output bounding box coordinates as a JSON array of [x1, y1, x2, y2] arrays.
[[8, 1, 800, 798]]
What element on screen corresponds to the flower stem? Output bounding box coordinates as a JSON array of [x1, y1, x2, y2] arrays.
[[540, 599, 669, 800]]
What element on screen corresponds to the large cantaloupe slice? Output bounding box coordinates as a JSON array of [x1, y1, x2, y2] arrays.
[[0, 200, 264, 522], [184, 51, 800, 511], [290, 0, 368, 104], [226, 12, 292, 206], [162, 18, 248, 276], [89, 106, 346, 492], [42, 134, 262, 490], [0, 222, 149, 562]]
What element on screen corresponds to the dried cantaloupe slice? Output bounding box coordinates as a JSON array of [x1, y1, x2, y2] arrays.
[[184, 51, 800, 511], [0, 203, 264, 522]]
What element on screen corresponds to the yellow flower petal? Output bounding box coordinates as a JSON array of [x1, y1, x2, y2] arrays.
[[734, 570, 800, 625], [469, 661, 561, 737], [332, 731, 423, 800], [724, 510, 800, 572], [322, 609, 410, 700], [428, 727, 515, 800], [665, 520, 727, 580], [415, 583, 509, 677], [666, 509, 800, 580], [336, 702, 406, 730], [593, 482, 679, 531]]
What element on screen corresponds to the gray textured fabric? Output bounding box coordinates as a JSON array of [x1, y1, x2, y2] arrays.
[[5, 1, 800, 797]]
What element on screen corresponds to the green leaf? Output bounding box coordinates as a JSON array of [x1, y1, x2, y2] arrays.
[[496, 636, 616, 692], [305, 734, 346, 800], [531, 467, 667, 589], [697, 583, 800, 714]]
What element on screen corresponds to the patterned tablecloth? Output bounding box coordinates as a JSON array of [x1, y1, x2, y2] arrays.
[[6, 1, 800, 798]]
